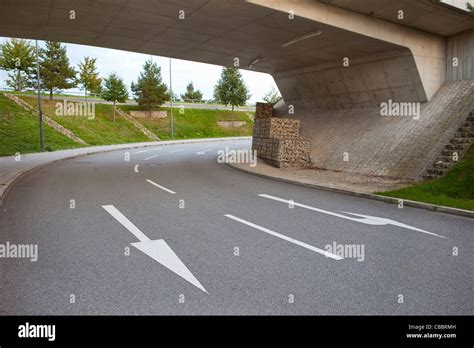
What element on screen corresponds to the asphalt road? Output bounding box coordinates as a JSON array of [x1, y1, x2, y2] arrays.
[[0, 139, 472, 315]]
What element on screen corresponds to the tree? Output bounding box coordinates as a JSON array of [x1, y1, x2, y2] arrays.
[[0, 38, 35, 91], [78, 56, 101, 100], [213, 67, 250, 111], [6, 71, 31, 92], [180, 82, 203, 102], [40, 41, 77, 100], [262, 86, 282, 105], [131, 59, 168, 111], [101, 73, 128, 122], [467, 2, 474, 14]]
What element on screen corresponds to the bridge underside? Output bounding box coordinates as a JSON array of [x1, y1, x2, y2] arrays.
[[0, 1, 424, 77], [1, 0, 474, 179]]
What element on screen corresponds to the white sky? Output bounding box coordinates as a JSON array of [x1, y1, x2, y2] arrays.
[[442, 0, 471, 9], [0, 0, 471, 102]]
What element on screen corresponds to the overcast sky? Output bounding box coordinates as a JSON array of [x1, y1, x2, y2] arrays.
[[442, 0, 471, 8], [0, 0, 470, 103]]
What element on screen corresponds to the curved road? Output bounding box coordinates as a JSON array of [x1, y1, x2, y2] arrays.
[[0, 139, 472, 315]]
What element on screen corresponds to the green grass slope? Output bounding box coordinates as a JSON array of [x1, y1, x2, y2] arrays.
[[1, 94, 253, 157], [379, 145, 474, 211], [20, 96, 150, 146], [120, 105, 253, 140], [0, 93, 81, 156]]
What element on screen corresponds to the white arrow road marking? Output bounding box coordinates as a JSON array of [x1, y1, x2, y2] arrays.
[[134, 149, 151, 154], [102, 205, 207, 293], [340, 212, 447, 238], [134, 164, 139, 173], [225, 214, 343, 260], [145, 154, 160, 160], [196, 150, 212, 155], [131, 239, 208, 293], [258, 194, 446, 239], [146, 179, 176, 194], [102, 205, 151, 242]]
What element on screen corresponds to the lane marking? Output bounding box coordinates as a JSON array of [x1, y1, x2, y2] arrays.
[[170, 149, 183, 153], [134, 148, 162, 154], [146, 179, 176, 194], [258, 194, 446, 239], [102, 205, 207, 293], [145, 154, 160, 160], [224, 214, 343, 260], [134, 164, 139, 173], [196, 150, 212, 155], [102, 205, 150, 242]]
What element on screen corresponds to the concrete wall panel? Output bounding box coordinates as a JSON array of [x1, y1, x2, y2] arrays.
[[359, 63, 389, 91], [390, 86, 417, 102], [447, 29, 474, 81], [370, 89, 393, 104], [275, 48, 426, 110], [350, 91, 371, 104], [382, 58, 414, 88], [341, 68, 366, 92], [323, 70, 346, 94]]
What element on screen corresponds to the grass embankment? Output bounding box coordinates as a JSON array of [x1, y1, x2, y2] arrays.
[[0, 94, 81, 156], [1, 95, 252, 156], [20, 96, 150, 145], [379, 145, 474, 211], [120, 105, 253, 140]]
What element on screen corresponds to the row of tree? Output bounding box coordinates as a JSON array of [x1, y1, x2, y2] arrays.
[[0, 38, 255, 111], [0, 39, 101, 99], [129, 59, 252, 111]]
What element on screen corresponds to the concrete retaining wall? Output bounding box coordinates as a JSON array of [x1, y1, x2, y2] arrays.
[[274, 48, 426, 110], [274, 79, 474, 179], [447, 29, 474, 82]]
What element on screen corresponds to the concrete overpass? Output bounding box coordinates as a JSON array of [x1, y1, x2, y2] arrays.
[[1, 0, 474, 179]]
